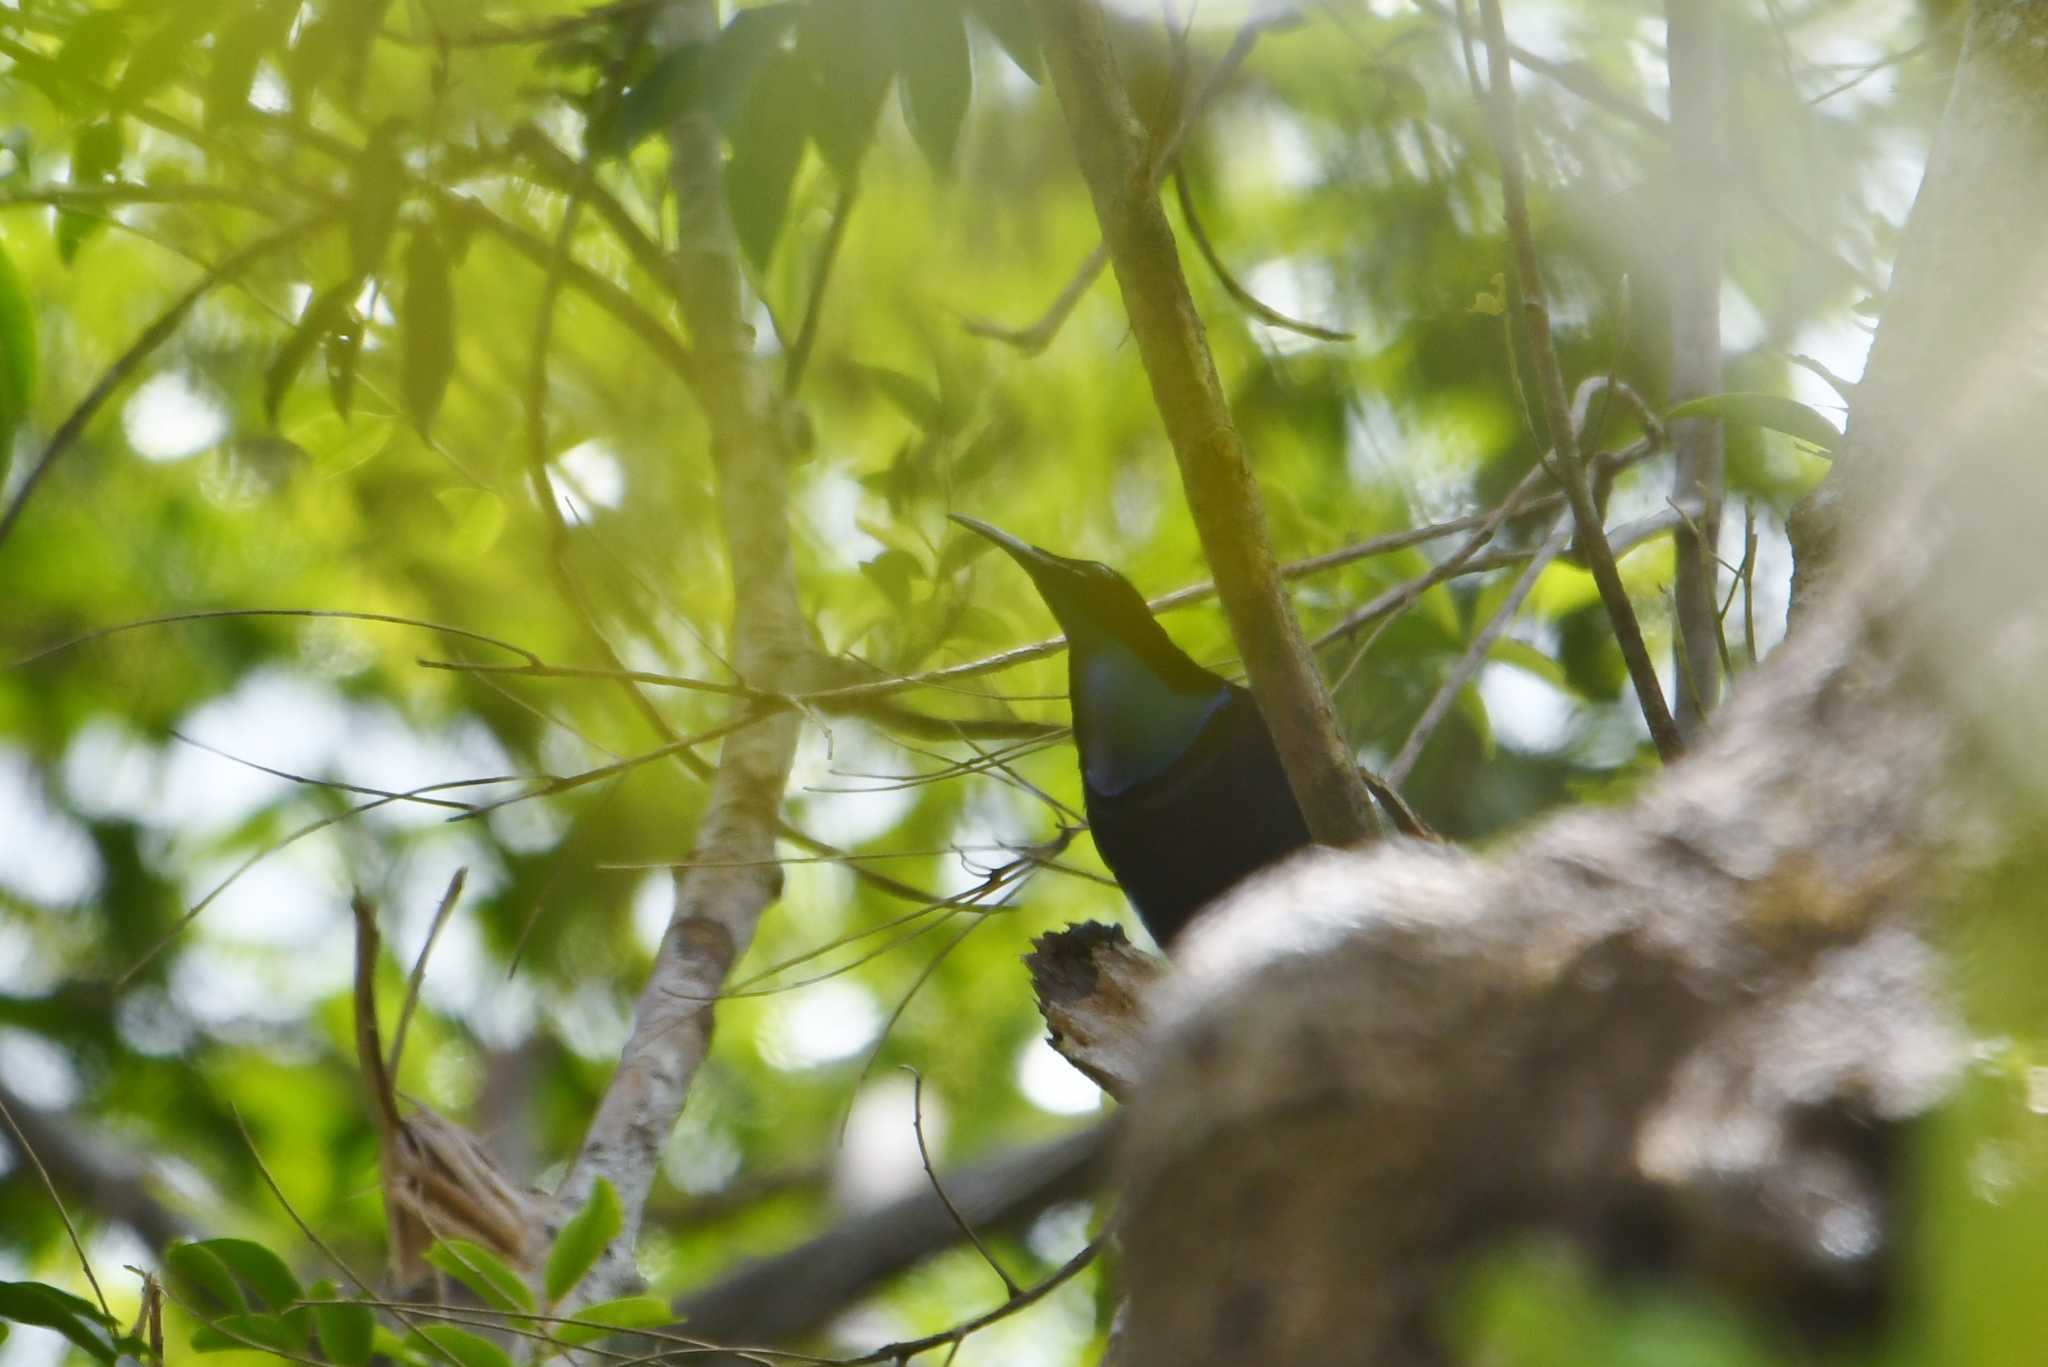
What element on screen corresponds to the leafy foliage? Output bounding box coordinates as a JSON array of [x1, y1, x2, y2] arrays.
[[0, 1, 2025, 1366]]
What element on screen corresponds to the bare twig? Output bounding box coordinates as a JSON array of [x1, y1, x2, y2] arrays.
[[905, 1069, 1022, 1299], [0, 1089, 113, 1318], [1475, 0, 1682, 762], [1173, 167, 1353, 341], [0, 217, 328, 557], [389, 869, 469, 1077], [1385, 518, 1571, 785], [965, 13, 1294, 354]]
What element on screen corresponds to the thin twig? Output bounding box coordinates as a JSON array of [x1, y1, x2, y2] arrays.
[[0, 216, 328, 557], [905, 1069, 1023, 1298], [964, 12, 1293, 352], [389, 868, 469, 1077], [1386, 517, 1572, 786], [786, 182, 858, 393], [1173, 166, 1352, 341], [1475, 0, 1683, 762], [0, 1090, 112, 1319]]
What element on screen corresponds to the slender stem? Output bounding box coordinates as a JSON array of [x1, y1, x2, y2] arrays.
[[1475, 0, 1683, 763]]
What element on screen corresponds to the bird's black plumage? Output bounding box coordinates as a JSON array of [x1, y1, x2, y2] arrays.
[[952, 516, 1311, 947]]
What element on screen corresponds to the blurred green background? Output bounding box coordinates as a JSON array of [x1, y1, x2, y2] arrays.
[[0, 0, 2028, 1363]]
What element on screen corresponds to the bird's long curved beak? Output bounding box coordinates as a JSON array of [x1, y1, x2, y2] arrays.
[[948, 514, 1058, 576]]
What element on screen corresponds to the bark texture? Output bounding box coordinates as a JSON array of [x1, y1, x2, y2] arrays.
[[559, 0, 809, 1298], [1104, 1, 2048, 1359]]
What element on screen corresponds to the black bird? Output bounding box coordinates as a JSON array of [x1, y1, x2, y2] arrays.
[[951, 515, 1312, 947]]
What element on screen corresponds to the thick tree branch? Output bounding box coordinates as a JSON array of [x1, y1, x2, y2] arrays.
[[558, 0, 810, 1298], [670, 1126, 1107, 1347], [1667, 0, 1727, 732], [1027, 0, 1378, 846], [1102, 2, 2048, 1359]]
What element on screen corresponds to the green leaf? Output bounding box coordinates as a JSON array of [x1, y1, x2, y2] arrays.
[[372, 1325, 431, 1367], [896, 0, 972, 173], [0, 235, 37, 468], [544, 1178, 623, 1305], [325, 311, 365, 421], [195, 1238, 304, 1310], [308, 1281, 375, 1367], [164, 1243, 247, 1316], [797, 0, 895, 182], [550, 1295, 675, 1348], [58, 119, 124, 265], [963, 0, 1041, 81], [1487, 637, 1569, 690], [56, 7, 132, 86], [413, 1324, 514, 1367], [847, 364, 944, 431], [208, 0, 297, 126], [0, 1281, 120, 1364], [347, 125, 405, 281], [727, 52, 810, 273], [190, 1311, 303, 1355], [595, 4, 801, 158], [117, 1, 224, 109], [862, 549, 922, 606], [266, 281, 354, 426], [1667, 392, 1840, 453], [423, 1238, 533, 1314], [401, 232, 455, 433]]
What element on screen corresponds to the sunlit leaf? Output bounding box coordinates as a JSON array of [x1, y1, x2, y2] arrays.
[[56, 7, 132, 86], [0, 235, 37, 466], [325, 311, 365, 422], [266, 281, 353, 426], [798, 0, 895, 182], [58, 119, 123, 265], [847, 364, 944, 431], [401, 232, 455, 433], [544, 1178, 622, 1305], [347, 123, 405, 282], [308, 1280, 374, 1367], [207, 0, 297, 126], [1668, 392, 1840, 453], [190, 1311, 303, 1355], [728, 52, 810, 273], [413, 1325, 514, 1367], [594, 4, 801, 157], [862, 548, 922, 606], [118, 1, 224, 108], [963, 0, 1041, 81], [0, 1281, 120, 1364], [424, 1238, 533, 1314], [183, 1238, 303, 1311], [550, 1294, 676, 1348], [897, 0, 972, 174]]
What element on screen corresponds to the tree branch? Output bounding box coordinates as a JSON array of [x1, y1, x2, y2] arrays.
[[1106, 2, 2048, 1356], [1027, 0, 1378, 845], [557, 0, 812, 1299], [1475, 0, 1683, 762], [1666, 0, 1727, 735]]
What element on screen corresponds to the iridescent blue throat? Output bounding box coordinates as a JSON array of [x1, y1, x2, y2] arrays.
[[1070, 633, 1230, 796]]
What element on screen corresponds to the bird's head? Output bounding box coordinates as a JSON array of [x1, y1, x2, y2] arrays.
[[949, 515, 1218, 690]]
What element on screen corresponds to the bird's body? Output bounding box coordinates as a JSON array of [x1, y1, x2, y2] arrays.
[[952, 516, 1313, 947]]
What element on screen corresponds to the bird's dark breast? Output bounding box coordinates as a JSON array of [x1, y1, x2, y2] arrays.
[[1083, 693, 1313, 946]]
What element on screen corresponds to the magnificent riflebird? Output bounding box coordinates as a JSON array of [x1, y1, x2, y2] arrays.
[[951, 516, 1312, 947]]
